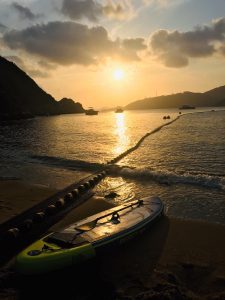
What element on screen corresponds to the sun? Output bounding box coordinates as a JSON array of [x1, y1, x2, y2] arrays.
[[113, 69, 124, 80]]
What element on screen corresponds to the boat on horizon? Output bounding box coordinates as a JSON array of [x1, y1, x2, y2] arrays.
[[85, 107, 98, 115], [115, 107, 124, 113]]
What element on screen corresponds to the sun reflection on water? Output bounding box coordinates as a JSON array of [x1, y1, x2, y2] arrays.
[[114, 113, 130, 155]]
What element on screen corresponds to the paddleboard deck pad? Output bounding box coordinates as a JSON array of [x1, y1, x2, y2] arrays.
[[16, 196, 164, 274]]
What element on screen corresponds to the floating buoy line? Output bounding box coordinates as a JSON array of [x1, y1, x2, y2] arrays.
[[0, 170, 108, 265]]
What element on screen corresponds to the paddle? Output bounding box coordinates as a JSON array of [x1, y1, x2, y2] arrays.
[[75, 199, 144, 232]]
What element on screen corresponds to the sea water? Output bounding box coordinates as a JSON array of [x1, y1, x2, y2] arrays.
[[0, 108, 225, 224]]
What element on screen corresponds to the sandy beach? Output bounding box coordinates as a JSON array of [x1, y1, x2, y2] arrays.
[[0, 181, 225, 299], [0, 180, 57, 224]]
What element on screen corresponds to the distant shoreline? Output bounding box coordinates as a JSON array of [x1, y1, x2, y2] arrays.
[[0, 111, 85, 123]]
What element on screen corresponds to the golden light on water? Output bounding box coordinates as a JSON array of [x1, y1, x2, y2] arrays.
[[114, 113, 129, 155], [116, 113, 125, 137], [113, 69, 125, 80]]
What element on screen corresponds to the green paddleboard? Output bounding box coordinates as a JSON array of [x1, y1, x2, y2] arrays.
[[16, 196, 163, 274]]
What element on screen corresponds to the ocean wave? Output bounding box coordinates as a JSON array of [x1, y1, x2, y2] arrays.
[[116, 167, 225, 191], [28, 155, 225, 191], [29, 155, 103, 172]]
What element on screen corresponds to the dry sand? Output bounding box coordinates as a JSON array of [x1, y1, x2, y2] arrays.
[[0, 180, 225, 299], [0, 180, 57, 224]]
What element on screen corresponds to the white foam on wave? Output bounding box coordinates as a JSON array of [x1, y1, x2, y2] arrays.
[[117, 167, 225, 191]]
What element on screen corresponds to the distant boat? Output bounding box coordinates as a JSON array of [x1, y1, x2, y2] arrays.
[[179, 105, 196, 110], [85, 107, 98, 115], [115, 107, 124, 113]]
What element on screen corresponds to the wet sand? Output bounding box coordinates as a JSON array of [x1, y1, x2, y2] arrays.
[[0, 181, 225, 299]]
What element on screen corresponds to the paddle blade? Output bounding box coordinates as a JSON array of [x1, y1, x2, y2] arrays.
[[75, 220, 97, 232]]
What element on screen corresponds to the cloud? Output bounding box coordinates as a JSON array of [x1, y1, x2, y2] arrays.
[[5, 55, 49, 78], [143, 0, 184, 7], [150, 17, 225, 68], [38, 60, 57, 70], [61, 0, 101, 22], [102, 1, 134, 20], [119, 37, 147, 61], [220, 45, 225, 57], [122, 38, 146, 51], [3, 21, 146, 66], [28, 69, 49, 78], [61, 0, 133, 21], [5, 55, 25, 69], [12, 2, 41, 20], [0, 23, 7, 33]]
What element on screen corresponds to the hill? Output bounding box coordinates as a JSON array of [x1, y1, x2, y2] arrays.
[[126, 86, 225, 110], [0, 56, 84, 120], [58, 98, 84, 114]]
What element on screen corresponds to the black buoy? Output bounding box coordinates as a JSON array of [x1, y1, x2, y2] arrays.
[[55, 198, 65, 209], [45, 204, 57, 215], [72, 189, 79, 198], [97, 174, 103, 180], [84, 182, 90, 189], [101, 171, 106, 177], [33, 211, 45, 223], [5, 228, 20, 240], [88, 179, 95, 187], [93, 176, 99, 183], [78, 185, 86, 193], [64, 193, 73, 202], [20, 219, 33, 231]]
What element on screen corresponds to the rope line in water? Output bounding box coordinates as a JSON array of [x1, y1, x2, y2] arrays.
[[107, 115, 182, 165]]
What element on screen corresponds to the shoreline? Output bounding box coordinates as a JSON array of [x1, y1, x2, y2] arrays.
[[0, 180, 225, 299]]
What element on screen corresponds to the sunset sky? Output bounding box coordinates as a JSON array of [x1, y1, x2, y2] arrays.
[[1, 0, 225, 108]]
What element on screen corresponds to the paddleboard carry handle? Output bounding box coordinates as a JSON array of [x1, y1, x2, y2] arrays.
[[75, 199, 144, 232], [110, 212, 120, 224]]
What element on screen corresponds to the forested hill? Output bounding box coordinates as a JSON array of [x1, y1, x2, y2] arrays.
[[0, 56, 84, 120], [126, 86, 225, 110]]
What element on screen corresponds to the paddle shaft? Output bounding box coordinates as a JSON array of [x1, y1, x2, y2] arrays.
[[75, 200, 143, 232], [94, 200, 143, 223]]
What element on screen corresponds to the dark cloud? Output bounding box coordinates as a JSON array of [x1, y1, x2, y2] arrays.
[[150, 17, 225, 67], [122, 38, 147, 51], [0, 23, 7, 33], [61, 0, 131, 21], [12, 2, 41, 20], [61, 0, 101, 22], [3, 21, 146, 65]]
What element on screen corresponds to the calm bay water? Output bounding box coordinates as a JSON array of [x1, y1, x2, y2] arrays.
[[0, 108, 225, 224]]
